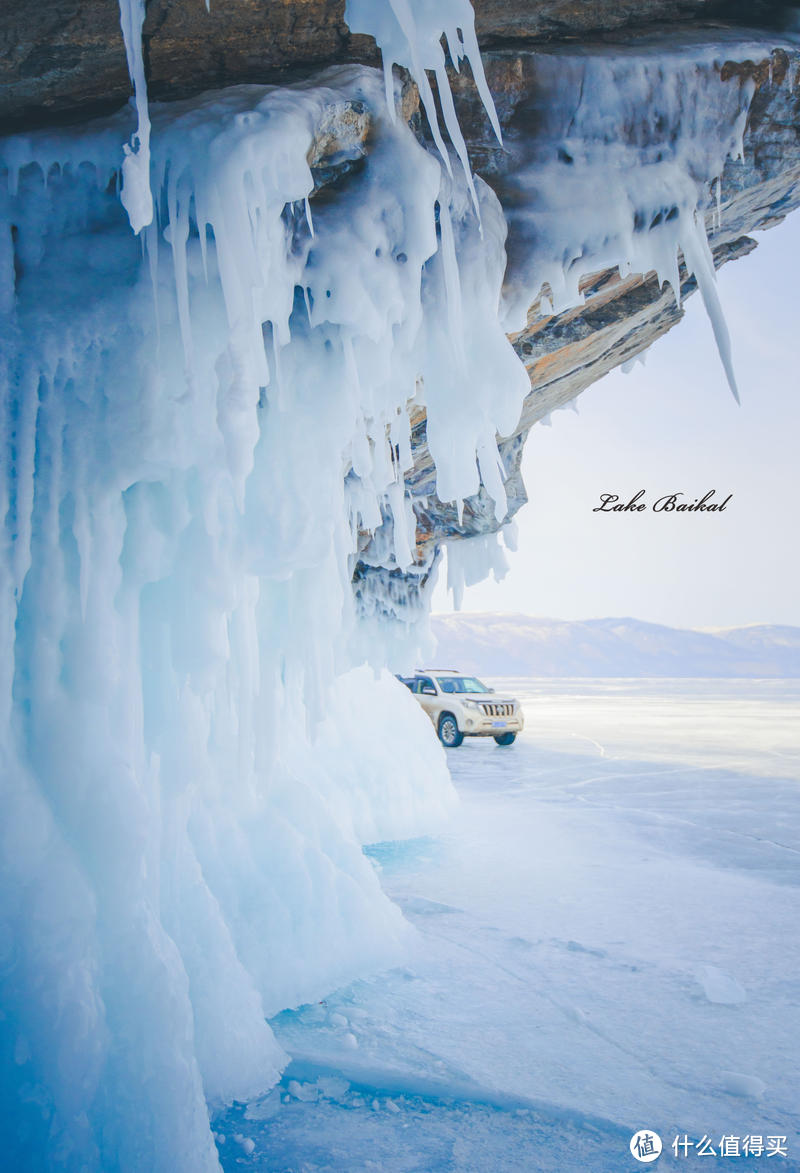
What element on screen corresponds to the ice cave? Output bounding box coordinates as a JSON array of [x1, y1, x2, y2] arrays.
[[1, 0, 800, 1169]]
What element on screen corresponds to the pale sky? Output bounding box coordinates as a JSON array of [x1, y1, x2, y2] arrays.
[[433, 209, 800, 628]]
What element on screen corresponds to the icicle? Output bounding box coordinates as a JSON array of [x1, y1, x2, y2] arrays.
[[73, 487, 92, 622], [502, 518, 518, 551], [682, 215, 740, 403], [165, 168, 193, 371], [117, 0, 153, 233], [731, 86, 754, 161], [476, 437, 508, 523], [387, 480, 413, 568], [433, 58, 480, 214], [0, 222, 14, 314], [404, 51, 453, 177], [144, 219, 161, 339], [437, 197, 467, 371], [453, 19, 502, 145], [194, 186, 210, 282], [344, 0, 502, 214], [621, 348, 648, 375]]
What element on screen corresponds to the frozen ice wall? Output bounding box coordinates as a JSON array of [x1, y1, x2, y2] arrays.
[[0, 52, 528, 1168]]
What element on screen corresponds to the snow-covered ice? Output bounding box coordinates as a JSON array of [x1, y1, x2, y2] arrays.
[[216, 678, 800, 1170]]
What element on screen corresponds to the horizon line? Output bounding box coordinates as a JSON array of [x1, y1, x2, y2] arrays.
[[429, 612, 800, 633]]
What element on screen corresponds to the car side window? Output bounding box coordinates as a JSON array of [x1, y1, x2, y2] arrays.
[[418, 676, 436, 695]]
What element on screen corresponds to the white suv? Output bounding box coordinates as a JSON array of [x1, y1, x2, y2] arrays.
[[399, 669, 524, 747]]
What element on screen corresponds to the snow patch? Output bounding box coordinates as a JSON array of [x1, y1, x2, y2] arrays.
[[720, 1071, 767, 1100], [697, 965, 747, 1005]]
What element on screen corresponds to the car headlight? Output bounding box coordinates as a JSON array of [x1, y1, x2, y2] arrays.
[[463, 700, 482, 710]]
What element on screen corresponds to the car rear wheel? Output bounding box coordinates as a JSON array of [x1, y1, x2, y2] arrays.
[[438, 713, 463, 748], [494, 732, 516, 746]]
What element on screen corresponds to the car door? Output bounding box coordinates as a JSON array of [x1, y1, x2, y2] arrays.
[[414, 676, 440, 725]]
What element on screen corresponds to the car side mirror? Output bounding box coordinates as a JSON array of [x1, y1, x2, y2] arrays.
[[421, 686, 436, 695]]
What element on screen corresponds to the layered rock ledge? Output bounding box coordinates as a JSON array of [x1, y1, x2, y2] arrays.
[[0, 0, 793, 131]]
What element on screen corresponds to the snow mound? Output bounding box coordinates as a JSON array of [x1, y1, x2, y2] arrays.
[[720, 1071, 767, 1100], [696, 965, 747, 1005]]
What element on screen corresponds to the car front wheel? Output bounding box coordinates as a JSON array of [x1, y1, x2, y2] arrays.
[[494, 732, 516, 746], [438, 713, 463, 748]]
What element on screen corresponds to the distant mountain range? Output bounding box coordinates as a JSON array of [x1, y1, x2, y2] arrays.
[[430, 613, 800, 678]]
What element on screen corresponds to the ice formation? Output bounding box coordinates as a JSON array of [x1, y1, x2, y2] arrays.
[[344, 0, 502, 210], [0, 17, 523, 1166], [0, 3, 767, 1168], [493, 41, 757, 403], [117, 0, 153, 232]]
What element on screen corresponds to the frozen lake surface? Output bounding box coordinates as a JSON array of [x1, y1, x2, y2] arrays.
[[216, 679, 800, 1170]]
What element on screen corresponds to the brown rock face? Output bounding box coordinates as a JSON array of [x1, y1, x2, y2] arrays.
[[0, 1, 130, 130], [142, 1, 378, 101], [472, 0, 721, 42], [0, 0, 791, 131]]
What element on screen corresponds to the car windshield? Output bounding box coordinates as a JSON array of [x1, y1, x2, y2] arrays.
[[436, 676, 489, 694]]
